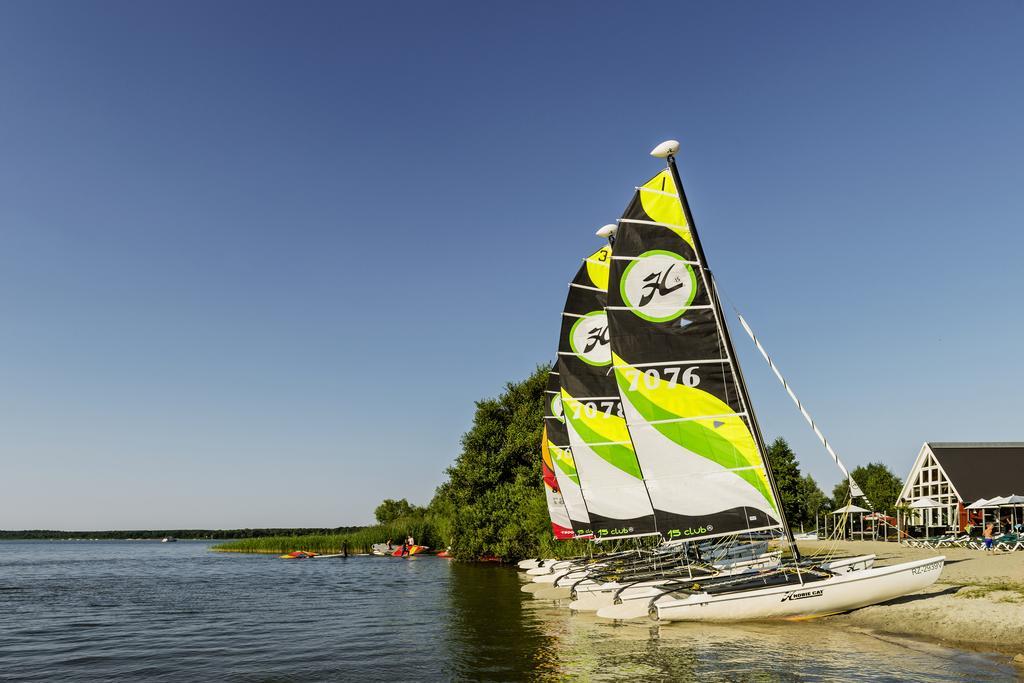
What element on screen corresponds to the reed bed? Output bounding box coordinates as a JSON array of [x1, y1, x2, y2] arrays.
[[212, 516, 440, 555]]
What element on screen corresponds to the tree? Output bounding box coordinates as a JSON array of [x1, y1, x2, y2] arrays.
[[831, 462, 903, 513], [430, 364, 550, 560], [765, 437, 805, 527], [762, 437, 832, 529], [797, 474, 829, 526], [374, 498, 424, 525]]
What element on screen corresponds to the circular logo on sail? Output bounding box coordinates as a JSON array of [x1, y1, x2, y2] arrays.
[[620, 250, 697, 322], [568, 311, 611, 366], [550, 393, 564, 423]]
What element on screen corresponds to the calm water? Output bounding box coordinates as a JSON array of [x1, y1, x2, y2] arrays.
[[0, 541, 1018, 681]]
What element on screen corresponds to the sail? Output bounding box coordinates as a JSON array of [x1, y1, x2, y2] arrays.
[[540, 423, 575, 540], [543, 371, 593, 538], [558, 245, 659, 539], [605, 170, 782, 542]]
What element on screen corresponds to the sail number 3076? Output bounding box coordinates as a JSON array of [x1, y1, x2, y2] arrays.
[[625, 366, 701, 391]]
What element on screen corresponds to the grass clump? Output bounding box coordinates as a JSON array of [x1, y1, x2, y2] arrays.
[[952, 580, 1024, 603]]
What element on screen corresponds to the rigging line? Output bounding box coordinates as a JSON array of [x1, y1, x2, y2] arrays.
[[726, 298, 868, 504], [626, 411, 748, 427], [570, 282, 605, 292], [605, 304, 714, 311], [611, 358, 731, 369], [636, 186, 679, 198], [617, 218, 689, 230], [609, 255, 700, 265]]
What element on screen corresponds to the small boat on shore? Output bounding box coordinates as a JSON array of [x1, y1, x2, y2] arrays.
[[279, 550, 317, 560], [370, 543, 430, 556]]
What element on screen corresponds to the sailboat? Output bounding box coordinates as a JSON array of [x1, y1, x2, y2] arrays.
[[534, 140, 945, 622], [521, 235, 784, 597]]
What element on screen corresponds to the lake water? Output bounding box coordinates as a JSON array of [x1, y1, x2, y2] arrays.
[[0, 541, 1017, 681]]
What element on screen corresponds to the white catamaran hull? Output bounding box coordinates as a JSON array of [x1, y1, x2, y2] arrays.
[[652, 556, 943, 623], [593, 554, 877, 620], [518, 558, 553, 571], [525, 560, 577, 576], [569, 553, 785, 611]]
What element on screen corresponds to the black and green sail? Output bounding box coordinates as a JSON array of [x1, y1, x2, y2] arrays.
[[543, 370, 592, 538], [558, 244, 659, 539], [605, 170, 783, 542]]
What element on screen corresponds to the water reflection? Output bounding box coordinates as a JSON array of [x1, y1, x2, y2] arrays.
[[444, 562, 559, 680], [0, 543, 1018, 682], [510, 570, 1015, 682]]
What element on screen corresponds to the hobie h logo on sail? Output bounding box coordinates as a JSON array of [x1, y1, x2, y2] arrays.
[[550, 393, 565, 423], [569, 311, 611, 366], [620, 250, 697, 322]]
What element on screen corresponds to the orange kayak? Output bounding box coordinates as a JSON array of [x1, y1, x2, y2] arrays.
[[391, 545, 429, 556]]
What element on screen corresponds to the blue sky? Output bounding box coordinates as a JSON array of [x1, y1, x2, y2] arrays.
[[2, 3, 1022, 529]]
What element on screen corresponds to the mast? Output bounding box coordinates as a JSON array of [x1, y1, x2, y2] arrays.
[[658, 141, 801, 561]]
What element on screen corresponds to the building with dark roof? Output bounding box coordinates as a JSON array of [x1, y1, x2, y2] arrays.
[[897, 442, 1024, 532]]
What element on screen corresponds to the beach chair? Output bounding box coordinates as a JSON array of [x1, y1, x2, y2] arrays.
[[934, 535, 969, 548], [917, 534, 954, 549], [994, 534, 1021, 551]]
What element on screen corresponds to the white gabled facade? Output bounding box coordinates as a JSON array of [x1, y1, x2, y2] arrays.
[[897, 443, 962, 531]]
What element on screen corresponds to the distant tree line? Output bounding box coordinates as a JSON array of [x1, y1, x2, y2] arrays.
[[0, 527, 367, 540]]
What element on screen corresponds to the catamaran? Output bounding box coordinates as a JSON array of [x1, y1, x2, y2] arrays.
[[529, 140, 944, 622], [522, 220, 781, 595]]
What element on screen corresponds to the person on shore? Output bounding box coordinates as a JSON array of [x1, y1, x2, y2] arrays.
[[983, 522, 994, 550]]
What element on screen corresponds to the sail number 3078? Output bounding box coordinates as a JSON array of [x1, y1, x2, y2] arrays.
[[572, 401, 624, 419], [625, 366, 701, 391]]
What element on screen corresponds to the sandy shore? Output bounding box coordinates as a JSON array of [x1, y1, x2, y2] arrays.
[[799, 540, 1024, 658]]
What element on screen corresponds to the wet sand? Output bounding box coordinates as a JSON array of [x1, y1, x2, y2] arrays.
[[801, 540, 1024, 658]]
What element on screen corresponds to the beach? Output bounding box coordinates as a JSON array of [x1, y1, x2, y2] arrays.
[[801, 540, 1024, 658]]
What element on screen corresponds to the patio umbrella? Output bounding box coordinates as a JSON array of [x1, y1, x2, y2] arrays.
[[832, 503, 869, 539], [996, 495, 1024, 528], [909, 497, 942, 537], [965, 498, 993, 529]]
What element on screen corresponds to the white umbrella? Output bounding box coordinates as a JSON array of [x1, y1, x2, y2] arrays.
[[908, 497, 944, 537], [965, 498, 991, 510], [995, 494, 1024, 529], [831, 503, 869, 514], [831, 503, 869, 540]]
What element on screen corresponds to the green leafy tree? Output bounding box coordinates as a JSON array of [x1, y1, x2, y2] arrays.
[[797, 473, 829, 526], [762, 437, 832, 529], [374, 498, 424, 525], [765, 437, 806, 527], [830, 462, 903, 513], [430, 364, 550, 560]]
